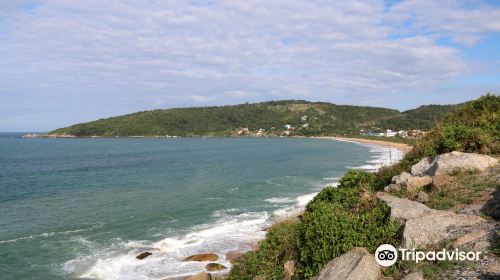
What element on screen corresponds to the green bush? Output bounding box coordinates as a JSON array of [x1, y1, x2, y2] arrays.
[[228, 221, 300, 280], [296, 181, 400, 278], [410, 94, 499, 158], [229, 171, 400, 279]]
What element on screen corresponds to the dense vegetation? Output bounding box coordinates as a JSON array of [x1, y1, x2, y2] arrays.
[[227, 94, 499, 279], [48, 100, 459, 137], [373, 104, 460, 131], [228, 170, 400, 279]]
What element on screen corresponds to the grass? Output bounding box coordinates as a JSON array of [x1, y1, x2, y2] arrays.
[[383, 259, 475, 280], [426, 170, 498, 211]]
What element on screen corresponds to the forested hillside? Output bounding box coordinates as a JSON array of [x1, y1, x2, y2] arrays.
[[49, 100, 462, 137]]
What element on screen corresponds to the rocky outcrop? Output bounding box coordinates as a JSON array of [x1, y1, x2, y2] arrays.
[[451, 229, 488, 249], [403, 210, 485, 248], [388, 172, 432, 192], [316, 247, 380, 280], [186, 272, 212, 280], [136, 252, 152, 260], [205, 263, 227, 271], [377, 193, 433, 221], [401, 271, 424, 280], [378, 193, 486, 248], [411, 152, 498, 176], [411, 158, 434, 176], [183, 253, 219, 262]]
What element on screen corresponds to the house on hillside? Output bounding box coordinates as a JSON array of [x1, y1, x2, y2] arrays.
[[385, 129, 397, 137]]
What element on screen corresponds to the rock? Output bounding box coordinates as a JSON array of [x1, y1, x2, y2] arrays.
[[411, 157, 434, 176], [186, 272, 212, 280], [183, 253, 219, 262], [417, 191, 429, 203], [377, 193, 433, 221], [384, 183, 401, 192], [392, 172, 414, 185], [403, 211, 485, 248], [225, 251, 244, 262], [451, 230, 488, 248], [474, 241, 491, 251], [412, 152, 498, 176], [316, 247, 380, 280], [432, 175, 451, 190], [391, 172, 432, 192], [205, 263, 227, 271], [136, 252, 152, 260], [402, 271, 424, 280], [284, 260, 295, 280]]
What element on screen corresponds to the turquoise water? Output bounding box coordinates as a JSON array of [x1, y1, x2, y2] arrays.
[[0, 134, 402, 279]]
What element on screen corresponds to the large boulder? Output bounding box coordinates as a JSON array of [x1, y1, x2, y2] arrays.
[[316, 247, 380, 280], [411, 152, 498, 176], [205, 263, 227, 271], [183, 253, 219, 262], [377, 193, 433, 221], [391, 172, 432, 192], [403, 211, 485, 248], [411, 158, 434, 176]]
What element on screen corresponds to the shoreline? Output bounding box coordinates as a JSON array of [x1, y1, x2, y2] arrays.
[[314, 136, 413, 154], [21, 134, 413, 154]]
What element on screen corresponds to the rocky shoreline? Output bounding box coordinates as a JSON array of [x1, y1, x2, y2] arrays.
[[313, 151, 499, 280], [132, 139, 411, 280]]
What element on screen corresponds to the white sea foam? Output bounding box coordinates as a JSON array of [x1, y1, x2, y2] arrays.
[[265, 197, 295, 204], [69, 141, 397, 279], [346, 143, 404, 172], [76, 212, 269, 279], [272, 192, 319, 218]]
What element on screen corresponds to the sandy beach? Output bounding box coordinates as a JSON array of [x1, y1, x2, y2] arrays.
[[315, 136, 413, 154]]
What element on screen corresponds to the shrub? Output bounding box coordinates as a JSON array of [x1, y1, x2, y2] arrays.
[[296, 184, 399, 278], [228, 221, 300, 280], [409, 94, 500, 158], [229, 171, 400, 280]]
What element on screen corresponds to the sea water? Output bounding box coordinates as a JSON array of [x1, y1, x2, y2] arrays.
[[0, 134, 402, 279]]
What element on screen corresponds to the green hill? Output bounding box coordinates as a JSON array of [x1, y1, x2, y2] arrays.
[[372, 104, 461, 131], [49, 100, 461, 137]]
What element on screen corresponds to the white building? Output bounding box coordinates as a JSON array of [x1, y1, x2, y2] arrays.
[[385, 129, 397, 137]]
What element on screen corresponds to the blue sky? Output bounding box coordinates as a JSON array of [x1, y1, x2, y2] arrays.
[[0, 0, 499, 131]]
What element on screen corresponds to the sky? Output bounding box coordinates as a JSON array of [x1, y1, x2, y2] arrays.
[[0, 0, 499, 131]]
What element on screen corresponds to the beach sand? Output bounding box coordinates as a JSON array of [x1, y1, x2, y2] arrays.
[[315, 136, 413, 154]]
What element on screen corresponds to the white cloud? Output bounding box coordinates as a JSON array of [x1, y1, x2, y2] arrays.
[[385, 0, 500, 46], [0, 0, 499, 130]]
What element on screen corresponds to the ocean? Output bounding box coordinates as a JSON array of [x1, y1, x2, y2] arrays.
[[0, 133, 403, 280]]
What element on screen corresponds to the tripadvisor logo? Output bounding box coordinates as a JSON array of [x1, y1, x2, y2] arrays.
[[375, 244, 398, 267], [374, 244, 483, 267]]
